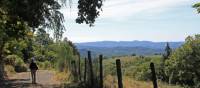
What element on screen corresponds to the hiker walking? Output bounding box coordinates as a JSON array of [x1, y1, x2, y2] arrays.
[[29, 57, 38, 84]]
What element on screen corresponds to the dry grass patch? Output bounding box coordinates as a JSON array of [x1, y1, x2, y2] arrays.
[[53, 70, 71, 83], [104, 75, 182, 88], [4, 65, 16, 77]]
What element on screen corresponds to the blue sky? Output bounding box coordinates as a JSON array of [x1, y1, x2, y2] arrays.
[[60, 0, 200, 43]]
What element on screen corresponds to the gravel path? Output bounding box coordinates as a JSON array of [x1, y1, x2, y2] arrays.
[[1, 70, 62, 88]]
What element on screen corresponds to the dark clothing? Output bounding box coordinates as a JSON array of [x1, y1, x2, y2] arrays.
[[31, 70, 36, 84], [29, 62, 38, 70], [29, 62, 38, 84]]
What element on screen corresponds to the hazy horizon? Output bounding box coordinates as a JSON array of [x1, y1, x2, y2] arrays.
[[74, 40, 184, 43]]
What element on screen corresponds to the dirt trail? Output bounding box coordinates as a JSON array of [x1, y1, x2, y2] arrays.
[[1, 70, 62, 88]]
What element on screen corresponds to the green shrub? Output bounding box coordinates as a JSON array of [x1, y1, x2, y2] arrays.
[[164, 35, 200, 87], [36, 60, 51, 70], [43, 61, 51, 69], [5, 55, 19, 66], [14, 65, 27, 72], [14, 57, 27, 72], [134, 62, 152, 81], [4, 54, 27, 72], [103, 56, 163, 81]]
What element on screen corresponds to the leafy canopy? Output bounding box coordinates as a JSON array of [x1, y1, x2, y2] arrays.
[[0, 0, 104, 39], [76, 0, 103, 27], [193, 2, 200, 13], [165, 34, 200, 86]]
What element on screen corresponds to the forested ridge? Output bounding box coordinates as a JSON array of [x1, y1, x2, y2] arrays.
[[76, 41, 183, 57]]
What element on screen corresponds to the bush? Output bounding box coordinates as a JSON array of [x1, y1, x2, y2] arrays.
[[14, 65, 27, 72], [43, 60, 51, 69], [103, 56, 163, 81], [4, 54, 27, 72], [36, 60, 51, 70], [5, 55, 19, 66], [134, 62, 152, 81], [165, 35, 200, 87], [4, 65, 15, 75], [14, 57, 27, 72]]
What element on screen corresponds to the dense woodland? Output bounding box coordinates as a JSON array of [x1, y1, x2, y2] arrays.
[[0, 0, 200, 88]]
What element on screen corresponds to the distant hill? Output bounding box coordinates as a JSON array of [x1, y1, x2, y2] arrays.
[[75, 41, 183, 58]]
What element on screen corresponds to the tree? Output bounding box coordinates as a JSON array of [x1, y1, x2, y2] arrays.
[[193, 2, 200, 13], [0, 0, 104, 60], [158, 43, 172, 82], [164, 34, 200, 87], [0, 0, 103, 38], [35, 28, 52, 55], [131, 53, 136, 56], [76, 0, 103, 26], [0, 0, 104, 80], [0, 9, 30, 80], [163, 42, 172, 60]]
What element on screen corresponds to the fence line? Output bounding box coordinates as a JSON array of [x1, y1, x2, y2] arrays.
[[75, 51, 159, 88]]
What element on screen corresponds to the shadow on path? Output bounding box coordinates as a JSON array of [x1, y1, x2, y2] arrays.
[[0, 70, 88, 88], [0, 70, 62, 88], [1, 78, 62, 88]]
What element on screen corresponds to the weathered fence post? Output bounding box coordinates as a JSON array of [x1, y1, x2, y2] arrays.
[[84, 57, 87, 82], [99, 54, 103, 88], [150, 62, 158, 88], [88, 51, 94, 88], [71, 60, 78, 82], [71, 60, 75, 73], [116, 59, 123, 88], [78, 55, 81, 81], [74, 61, 78, 81]]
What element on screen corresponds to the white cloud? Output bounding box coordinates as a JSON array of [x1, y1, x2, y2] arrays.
[[101, 0, 191, 19], [61, 0, 194, 21]]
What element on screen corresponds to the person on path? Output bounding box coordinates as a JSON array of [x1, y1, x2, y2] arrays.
[[29, 58, 38, 84]]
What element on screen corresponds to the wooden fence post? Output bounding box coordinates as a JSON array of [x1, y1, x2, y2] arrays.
[[78, 55, 81, 81], [99, 54, 103, 88], [74, 61, 78, 81], [71, 60, 78, 82], [116, 59, 123, 88], [88, 51, 94, 88], [150, 62, 158, 88], [84, 57, 87, 82]]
